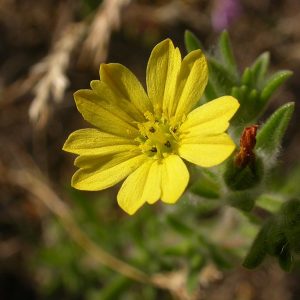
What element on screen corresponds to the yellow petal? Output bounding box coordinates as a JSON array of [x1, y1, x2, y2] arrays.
[[146, 160, 162, 204], [74, 89, 138, 138], [161, 155, 189, 204], [173, 49, 208, 121], [179, 133, 236, 167], [90, 79, 144, 122], [99, 63, 152, 117], [180, 96, 240, 138], [63, 128, 138, 155], [72, 152, 147, 191], [146, 39, 181, 116], [117, 159, 161, 215]]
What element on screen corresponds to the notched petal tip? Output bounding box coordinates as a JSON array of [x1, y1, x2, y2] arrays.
[[73, 89, 94, 107], [100, 63, 129, 81], [62, 130, 85, 154], [71, 170, 97, 191], [62, 134, 73, 153], [90, 80, 100, 90]]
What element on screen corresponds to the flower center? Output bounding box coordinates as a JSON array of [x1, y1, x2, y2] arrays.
[[137, 112, 179, 158]]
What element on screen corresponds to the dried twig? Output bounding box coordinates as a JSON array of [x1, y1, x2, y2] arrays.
[[78, 0, 131, 67], [28, 22, 86, 127], [4, 161, 151, 284]]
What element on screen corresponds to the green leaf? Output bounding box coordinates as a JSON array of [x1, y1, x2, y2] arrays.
[[231, 86, 239, 99], [249, 88, 259, 102], [286, 227, 300, 254], [241, 67, 253, 87], [167, 215, 193, 236], [265, 219, 286, 256], [243, 225, 268, 268], [218, 31, 238, 78], [208, 57, 238, 93], [204, 80, 219, 101], [249, 52, 270, 87], [278, 245, 293, 272], [256, 102, 295, 156], [260, 70, 293, 106], [184, 30, 203, 53]]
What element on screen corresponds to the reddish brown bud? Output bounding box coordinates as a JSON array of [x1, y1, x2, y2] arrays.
[[235, 125, 259, 168]]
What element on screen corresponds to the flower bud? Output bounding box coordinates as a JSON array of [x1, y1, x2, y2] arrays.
[[224, 125, 263, 190]]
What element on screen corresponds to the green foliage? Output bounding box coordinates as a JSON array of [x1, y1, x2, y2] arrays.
[[217, 31, 239, 80], [243, 223, 268, 269], [250, 52, 270, 87], [256, 102, 295, 157], [184, 30, 203, 53], [244, 199, 300, 271], [184, 30, 298, 272]]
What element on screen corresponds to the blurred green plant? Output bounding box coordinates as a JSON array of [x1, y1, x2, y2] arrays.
[[31, 30, 299, 299], [185, 29, 298, 272]]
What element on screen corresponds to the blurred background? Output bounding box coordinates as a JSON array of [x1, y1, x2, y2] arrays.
[[1, 0, 300, 299]]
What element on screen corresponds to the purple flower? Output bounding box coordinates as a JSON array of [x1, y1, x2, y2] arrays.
[[212, 0, 242, 32]]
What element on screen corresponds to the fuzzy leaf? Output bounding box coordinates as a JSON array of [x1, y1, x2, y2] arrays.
[[265, 219, 287, 256], [260, 70, 293, 105], [184, 30, 203, 53], [204, 80, 219, 101], [250, 52, 270, 88], [167, 215, 193, 236], [241, 67, 253, 87], [208, 57, 238, 93], [256, 102, 295, 155], [218, 31, 238, 79], [278, 245, 293, 272], [243, 225, 268, 268]]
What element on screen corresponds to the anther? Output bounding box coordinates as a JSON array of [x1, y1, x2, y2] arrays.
[[164, 141, 171, 148], [149, 127, 156, 133], [150, 147, 157, 153]]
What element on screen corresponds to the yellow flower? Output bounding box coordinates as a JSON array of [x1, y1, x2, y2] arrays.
[[63, 39, 239, 215]]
